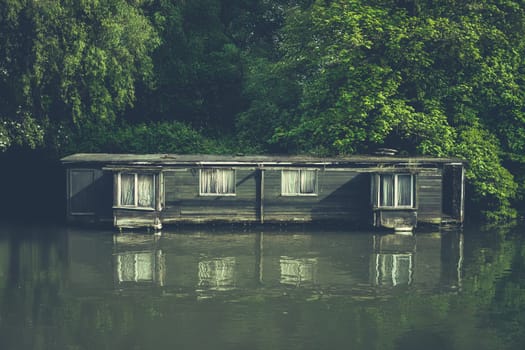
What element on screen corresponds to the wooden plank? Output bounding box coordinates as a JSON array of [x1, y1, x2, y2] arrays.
[[62, 153, 465, 165], [417, 171, 443, 221], [261, 169, 369, 224]]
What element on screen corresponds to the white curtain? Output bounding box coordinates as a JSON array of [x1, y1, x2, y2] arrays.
[[201, 169, 215, 193], [380, 174, 394, 206], [397, 174, 412, 206], [282, 170, 300, 194], [217, 169, 235, 194], [300, 170, 316, 194], [201, 169, 235, 194], [282, 170, 316, 194], [121, 174, 135, 206], [138, 174, 154, 207]]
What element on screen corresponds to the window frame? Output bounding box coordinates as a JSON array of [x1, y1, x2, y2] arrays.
[[116, 172, 156, 210], [281, 169, 319, 196], [199, 168, 236, 196], [375, 173, 415, 208]]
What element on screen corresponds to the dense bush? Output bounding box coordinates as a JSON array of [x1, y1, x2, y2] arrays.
[[60, 120, 213, 155]]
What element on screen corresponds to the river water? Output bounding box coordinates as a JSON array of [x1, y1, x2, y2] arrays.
[[0, 222, 523, 350]]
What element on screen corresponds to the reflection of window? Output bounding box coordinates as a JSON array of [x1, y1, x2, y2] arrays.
[[281, 170, 317, 196], [117, 252, 154, 282], [376, 174, 414, 208], [374, 253, 413, 286], [198, 257, 236, 291], [200, 169, 235, 195], [280, 257, 318, 286], [118, 173, 155, 208]]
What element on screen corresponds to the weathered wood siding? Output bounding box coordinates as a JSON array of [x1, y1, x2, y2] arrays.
[[374, 209, 417, 228], [114, 209, 160, 229], [262, 169, 369, 223], [416, 170, 443, 224], [161, 168, 258, 223]]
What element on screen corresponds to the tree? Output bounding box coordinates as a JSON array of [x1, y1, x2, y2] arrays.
[[0, 0, 159, 150]]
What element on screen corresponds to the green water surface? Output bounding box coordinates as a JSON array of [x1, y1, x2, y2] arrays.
[[0, 223, 523, 350]]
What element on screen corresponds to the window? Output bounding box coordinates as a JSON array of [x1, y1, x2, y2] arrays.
[[281, 169, 317, 196], [376, 173, 414, 208], [200, 169, 235, 195], [118, 173, 155, 208]]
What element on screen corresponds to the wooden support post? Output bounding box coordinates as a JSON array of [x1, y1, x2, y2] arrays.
[[460, 166, 465, 223], [259, 168, 265, 224]]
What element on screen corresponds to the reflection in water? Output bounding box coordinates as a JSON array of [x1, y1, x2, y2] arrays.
[[117, 252, 153, 282], [113, 234, 165, 287], [374, 253, 413, 286], [116, 251, 164, 285], [108, 231, 463, 293], [197, 257, 236, 291], [372, 234, 416, 287], [280, 256, 318, 287], [7, 223, 520, 350]]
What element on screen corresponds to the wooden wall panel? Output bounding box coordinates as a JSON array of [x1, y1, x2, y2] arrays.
[[162, 168, 258, 223], [263, 170, 370, 223], [417, 170, 443, 223], [114, 209, 160, 229]]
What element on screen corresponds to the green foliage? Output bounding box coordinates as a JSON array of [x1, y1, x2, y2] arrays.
[[111, 122, 212, 154], [0, 112, 44, 152], [133, 0, 246, 132], [62, 120, 213, 155], [239, 1, 461, 156], [236, 55, 302, 153], [454, 127, 517, 221], [0, 0, 159, 131], [0, 124, 9, 152]]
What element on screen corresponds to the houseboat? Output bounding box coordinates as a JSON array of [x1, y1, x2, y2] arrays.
[[61, 153, 465, 231]]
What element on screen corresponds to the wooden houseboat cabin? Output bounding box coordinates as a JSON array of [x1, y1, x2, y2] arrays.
[[61, 153, 465, 231]]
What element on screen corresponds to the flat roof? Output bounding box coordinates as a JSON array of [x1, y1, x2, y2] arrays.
[[61, 153, 465, 166]]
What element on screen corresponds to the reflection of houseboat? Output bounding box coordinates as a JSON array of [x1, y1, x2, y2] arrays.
[[280, 257, 318, 287], [113, 234, 165, 287], [67, 228, 463, 295], [374, 253, 414, 286], [115, 251, 164, 285], [372, 234, 416, 287], [197, 257, 236, 292], [371, 232, 463, 290], [62, 154, 465, 231]]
